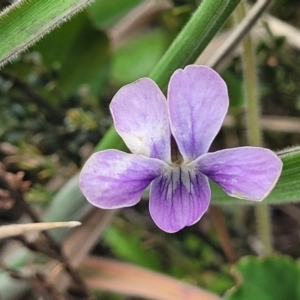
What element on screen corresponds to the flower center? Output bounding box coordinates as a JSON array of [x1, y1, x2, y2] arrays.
[[159, 163, 198, 204], [171, 135, 183, 165]]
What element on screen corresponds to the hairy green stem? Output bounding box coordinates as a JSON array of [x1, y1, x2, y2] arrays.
[[149, 0, 241, 89], [235, 1, 273, 255]]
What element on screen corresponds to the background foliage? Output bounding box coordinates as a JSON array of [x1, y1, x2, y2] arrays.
[[1, 0, 300, 299]]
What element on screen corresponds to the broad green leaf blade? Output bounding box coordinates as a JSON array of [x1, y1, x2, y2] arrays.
[[225, 256, 300, 300], [43, 174, 86, 240], [112, 29, 170, 85], [0, 0, 91, 67], [87, 0, 142, 29], [103, 226, 162, 271], [33, 12, 110, 97], [211, 150, 300, 205]]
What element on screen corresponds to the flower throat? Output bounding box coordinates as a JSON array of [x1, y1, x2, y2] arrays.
[[171, 135, 183, 165]]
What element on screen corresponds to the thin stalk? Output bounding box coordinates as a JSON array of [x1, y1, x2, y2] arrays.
[[149, 0, 241, 89], [234, 1, 273, 255], [208, 0, 273, 71]]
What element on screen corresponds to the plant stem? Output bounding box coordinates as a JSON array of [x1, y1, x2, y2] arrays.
[[149, 0, 241, 89], [234, 1, 273, 255], [208, 0, 273, 71]]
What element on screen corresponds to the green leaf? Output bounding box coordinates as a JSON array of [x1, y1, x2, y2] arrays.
[[112, 30, 169, 85], [0, 0, 92, 67], [87, 0, 142, 29], [222, 70, 244, 109], [211, 149, 300, 205], [33, 12, 110, 97], [225, 256, 300, 300], [103, 226, 161, 271], [43, 174, 86, 240]]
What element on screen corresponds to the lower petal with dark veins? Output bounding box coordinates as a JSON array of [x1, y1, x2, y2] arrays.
[[149, 166, 211, 233]]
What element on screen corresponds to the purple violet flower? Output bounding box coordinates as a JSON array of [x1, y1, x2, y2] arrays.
[[79, 65, 282, 233]]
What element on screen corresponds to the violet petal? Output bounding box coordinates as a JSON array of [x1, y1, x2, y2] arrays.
[[79, 150, 166, 209], [168, 65, 229, 161], [149, 167, 211, 232], [196, 147, 282, 201], [110, 78, 171, 162]]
